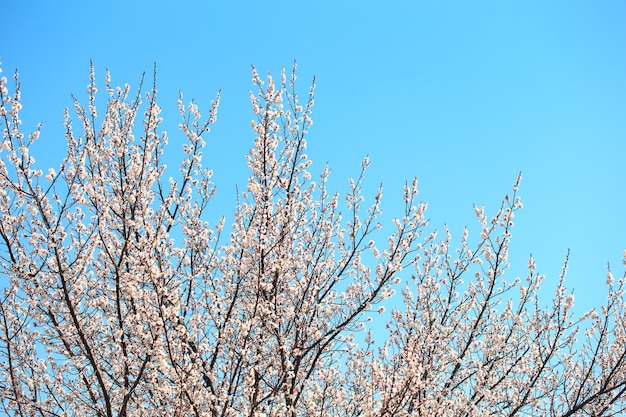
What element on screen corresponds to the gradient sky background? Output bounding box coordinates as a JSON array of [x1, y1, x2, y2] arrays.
[[2, 1, 625, 314]]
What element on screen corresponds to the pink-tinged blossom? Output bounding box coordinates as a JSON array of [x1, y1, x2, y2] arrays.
[[0, 63, 625, 417]]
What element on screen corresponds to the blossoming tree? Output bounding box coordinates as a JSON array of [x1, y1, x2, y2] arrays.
[[0, 62, 625, 416]]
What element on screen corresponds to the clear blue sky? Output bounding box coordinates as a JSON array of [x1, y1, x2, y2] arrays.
[[2, 1, 625, 312]]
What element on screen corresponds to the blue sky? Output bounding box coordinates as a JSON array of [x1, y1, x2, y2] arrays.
[[2, 1, 625, 313]]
